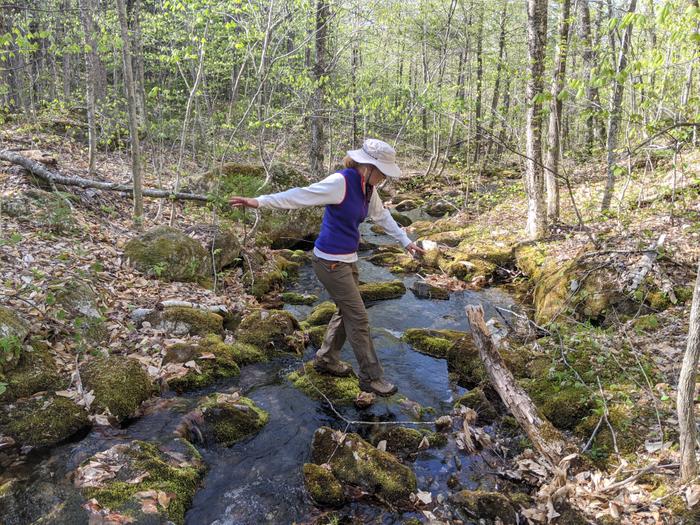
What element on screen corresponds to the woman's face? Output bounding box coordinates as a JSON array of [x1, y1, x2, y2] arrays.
[[367, 166, 387, 187]]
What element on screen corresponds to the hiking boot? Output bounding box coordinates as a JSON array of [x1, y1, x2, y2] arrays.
[[313, 358, 354, 377], [359, 378, 398, 397]]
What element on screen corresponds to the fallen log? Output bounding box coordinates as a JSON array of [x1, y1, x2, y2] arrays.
[[0, 149, 211, 202], [466, 304, 573, 468]]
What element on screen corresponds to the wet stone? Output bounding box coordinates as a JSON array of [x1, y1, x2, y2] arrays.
[[410, 281, 450, 300], [287, 361, 360, 404], [237, 309, 304, 356], [450, 490, 517, 525], [144, 306, 224, 337], [195, 392, 269, 447]]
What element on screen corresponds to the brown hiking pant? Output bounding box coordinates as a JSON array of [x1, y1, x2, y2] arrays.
[[311, 255, 384, 382]]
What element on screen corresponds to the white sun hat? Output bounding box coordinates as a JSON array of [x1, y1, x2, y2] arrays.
[[347, 138, 405, 178]]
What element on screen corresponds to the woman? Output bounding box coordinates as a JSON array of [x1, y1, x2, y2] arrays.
[[230, 139, 424, 396]]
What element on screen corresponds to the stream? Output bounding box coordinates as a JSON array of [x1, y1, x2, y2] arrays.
[[6, 220, 522, 525]]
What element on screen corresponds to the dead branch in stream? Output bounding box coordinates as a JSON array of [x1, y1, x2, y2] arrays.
[[466, 304, 575, 468], [0, 149, 211, 202]]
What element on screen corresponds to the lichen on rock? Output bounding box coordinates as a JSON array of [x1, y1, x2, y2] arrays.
[[309, 426, 417, 504], [123, 225, 212, 284], [288, 361, 360, 404], [80, 356, 153, 421], [0, 393, 90, 448], [237, 309, 304, 355]]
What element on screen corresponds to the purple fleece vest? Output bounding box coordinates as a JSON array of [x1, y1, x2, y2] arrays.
[[314, 168, 371, 255]]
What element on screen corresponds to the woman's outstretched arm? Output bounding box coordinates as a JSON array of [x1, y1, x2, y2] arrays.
[[229, 173, 345, 210], [368, 192, 425, 256]]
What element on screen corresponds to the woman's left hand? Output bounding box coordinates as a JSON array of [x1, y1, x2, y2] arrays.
[[406, 242, 426, 256]]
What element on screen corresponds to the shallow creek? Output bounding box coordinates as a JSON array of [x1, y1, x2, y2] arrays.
[[11, 222, 522, 524]]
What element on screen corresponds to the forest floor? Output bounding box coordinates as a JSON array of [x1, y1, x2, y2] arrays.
[[1, 121, 700, 524]]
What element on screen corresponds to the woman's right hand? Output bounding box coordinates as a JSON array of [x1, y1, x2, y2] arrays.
[[229, 196, 259, 209]]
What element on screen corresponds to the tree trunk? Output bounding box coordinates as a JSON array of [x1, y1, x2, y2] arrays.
[[309, 0, 329, 179], [78, 0, 99, 175], [132, 0, 147, 127], [545, 0, 572, 222], [601, 0, 637, 211], [485, 1, 508, 160], [351, 36, 359, 149], [116, 0, 144, 223], [472, 7, 484, 163], [678, 258, 700, 481], [578, 0, 600, 154], [466, 305, 571, 467], [525, 0, 548, 239]]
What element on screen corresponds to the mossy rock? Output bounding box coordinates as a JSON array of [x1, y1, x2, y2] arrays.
[[1, 338, 65, 401], [237, 309, 304, 355], [198, 393, 269, 447], [366, 249, 421, 273], [303, 301, 336, 327], [390, 211, 412, 227], [244, 255, 300, 299], [166, 336, 257, 393], [444, 257, 497, 283], [80, 356, 153, 421], [0, 394, 90, 449], [76, 439, 205, 525], [402, 328, 465, 359], [305, 325, 328, 348], [395, 199, 418, 212], [288, 361, 360, 404], [0, 306, 29, 373], [359, 280, 406, 302], [455, 387, 498, 425], [276, 249, 311, 264], [410, 281, 450, 300], [51, 279, 108, 343], [446, 337, 488, 388], [370, 224, 386, 235], [185, 224, 241, 271], [0, 474, 88, 525], [144, 306, 224, 337], [281, 292, 318, 305], [424, 200, 454, 217], [303, 463, 346, 507], [309, 426, 417, 504], [123, 226, 212, 284], [523, 376, 593, 431], [370, 426, 447, 460], [667, 494, 700, 524], [450, 490, 517, 525]]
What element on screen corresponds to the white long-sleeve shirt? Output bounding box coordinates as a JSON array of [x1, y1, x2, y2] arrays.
[[257, 172, 412, 262]]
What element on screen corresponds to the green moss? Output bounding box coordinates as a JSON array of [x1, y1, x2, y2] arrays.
[[1, 338, 65, 401], [0, 306, 29, 372], [402, 328, 465, 358], [82, 440, 205, 525], [123, 226, 212, 284], [446, 337, 488, 388], [523, 376, 592, 431], [200, 395, 269, 447], [674, 285, 694, 304], [80, 356, 153, 420], [366, 250, 421, 273], [167, 338, 242, 393], [237, 309, 303, 355], [450, 490, 517, 525], [281, 292, 318, 305], [633, 314, 660, 333], [1, 394, 89, 448], [390, 210, 412, 227], [371, 426, 446, 459], [305, 325, 328, 348], [455, 387, 498, 425], [667, 494, 700, 522], [309, 426, 417, 504], [303, 301, 336, 327], [288, 361, 360, 404], [302, 463, 345, 507], [151, 306, 224, 336], [358, 280, 406, 302]]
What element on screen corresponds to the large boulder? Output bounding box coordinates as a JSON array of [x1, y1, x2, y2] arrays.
[[368, 426, 447, 460], [0, 306, 29, 373], [80, 356, 153, 421], [302, 301, 336, 327], [237, 309, 304, 355], [123, 226, 212, 284], [0, 339, 65, 401], [0, 393, 90, 449], [309, 426, 417, 504], [74, 439, 205, 525], [185, 224, 241, 271], [288, 361, 360, 404]]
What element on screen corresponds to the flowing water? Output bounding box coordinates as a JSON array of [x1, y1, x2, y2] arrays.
[[7, 222, 521, 525]]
